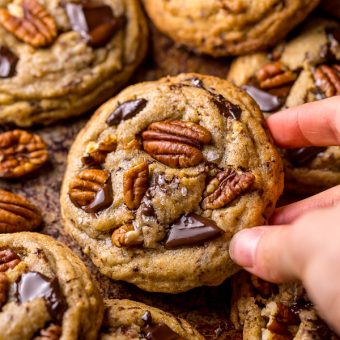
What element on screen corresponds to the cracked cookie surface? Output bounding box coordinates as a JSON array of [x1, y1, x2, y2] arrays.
[[228, 17, 340, 195], [61, 73, 283, 293], [0, 232, 103, 340], [0, 0, 147, 126], [142, 0, 319, 57]]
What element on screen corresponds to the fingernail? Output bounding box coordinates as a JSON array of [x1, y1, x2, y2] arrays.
[[229, 228, 266, 268]]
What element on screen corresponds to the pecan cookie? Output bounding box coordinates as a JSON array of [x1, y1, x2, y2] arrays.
[[230, 271, 339, 339], [228, 17, 340, 195], [0, 232, 103, 340], [61, 73, 283, 293], [99, 299, 203, 339], [0, 0, 147, 127], [142, 0, 319, 57]]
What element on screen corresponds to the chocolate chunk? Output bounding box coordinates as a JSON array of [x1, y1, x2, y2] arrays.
[[189, 77, 204, 89], [143, 323, 183, 340], [106, 98, 147, 126], [15, 271, 66, 322], [66, 2, 123, 48], [212, 94, 242, 120], [327, 26, 340, 44], [165, 214, 224, 249], [0, 46, 18, 79], [243, 85, 282, 113], [286, 147, 327, 167], [141, 311, 152, 325], [84, 176, 113, 213]]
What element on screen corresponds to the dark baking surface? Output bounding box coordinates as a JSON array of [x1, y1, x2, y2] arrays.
[[0, 24, 293, 339]]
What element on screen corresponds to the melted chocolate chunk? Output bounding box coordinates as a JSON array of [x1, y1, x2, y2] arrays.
[[83, 177, 113, 213], [189, 77, 204, 89], [286, 147, 327, 167], [15, 272, 66, 322], [141, 311, 152, 325], [143, 323, 183, 340], [327, 26, 340, 44], [66, 2, 123, 47], [106, 98, 147, 126], [0, 46, 18, 79], [243, 85, 282, 113], [212, 94, 242, 120], [165, 214, 224, 249]]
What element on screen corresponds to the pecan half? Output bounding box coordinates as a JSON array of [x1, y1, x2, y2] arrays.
[[314, 64, 340, 98], [142, 120, 212, 168], [0, 0, 57, 47], [123, 162, 149, 210], [34, 324, 62, 340], [202, 169, 254, 210], [256, 61, 297, 91], [111, 225, 143, 247], [0, 249, 20, 272], [81, 135, 117, 166], [68, 169, 113, 213], [0, 189, 42, 232], [0, 130, 48, 178], [0, 273, 8, 309]]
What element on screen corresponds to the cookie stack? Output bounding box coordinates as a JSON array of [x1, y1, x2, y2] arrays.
[[0, 0, 339, 339]]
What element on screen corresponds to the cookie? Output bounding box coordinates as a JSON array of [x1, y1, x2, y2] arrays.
[[100, 299, 203, 339], [228, 17, 340, 195], [61, 73, 283, 293], [230, 271, 339, 339], [0, 232, 103, 340], [142, 0, 319, 57], [0, 0, 147, 127]]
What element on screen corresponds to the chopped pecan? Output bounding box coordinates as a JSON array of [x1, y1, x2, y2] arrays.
[[314, 64, 340, 98], [0, 273, 8, 309], [0, 0, 57, 47], [142, 120, 212, 168], [68, 169, 113, 213], [256, 61, 297, 90], [81, 135, 117, 166], [111, 225, 143, 247], [34, 324, 62, 340], [123, 162, 149, 210], [0, 189, 42, 232], [202, 169, 255, 210], [0, 249, 20, 272], [0, 130, 48, 178]]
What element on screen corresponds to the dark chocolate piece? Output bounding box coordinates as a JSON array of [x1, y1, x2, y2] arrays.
[[189, 77, 204, 89], [83, 176, 113, 213], [286, 147, 327, 167], [0, 46, 18, 79], [212, 94, 242, 120], [106, 98, 147, 126], [15, 271, 66, 322], [143, 323, 183, 340], [66, 2, 122, 47], [327, 26, 340, 44], [141, 311, 152, 325], [165, 213, 224, 249], [242, 85, 282, 113]]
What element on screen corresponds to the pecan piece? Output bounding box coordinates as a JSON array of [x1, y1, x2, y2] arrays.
[[34, 324, 62, 340], [81, 135, 117, 166], [202, 169, 255, 210], [123, 162, 149, 210], [142, 120, 212, 168], [0, 273, 8, 309], [314, 64, 340, 98], [256, 61, 297, 90], [0, 0, 57, 47], [111, 225, 143, 247], [0, 130, 48, 178], [68, 169, 113, 213], [0, 249, 20, 272], [0, 189, 42, 232]]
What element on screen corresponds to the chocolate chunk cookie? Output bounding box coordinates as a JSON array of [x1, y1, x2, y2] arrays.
[[228, 17, 340, 195], [0, 232, 103, 340], [100, 299, 203, 339], [142, 0, 319, 57], [230, 271, 339, 339], [0, 0, 147, 127], [61, 73, 283, 293]]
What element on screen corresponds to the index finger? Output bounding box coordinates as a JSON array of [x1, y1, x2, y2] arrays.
[[266, 96, 340, 148]]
